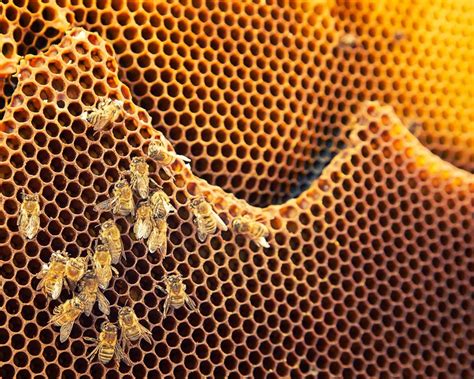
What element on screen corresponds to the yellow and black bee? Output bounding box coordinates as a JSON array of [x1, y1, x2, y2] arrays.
[[189, 196, 227, 242]]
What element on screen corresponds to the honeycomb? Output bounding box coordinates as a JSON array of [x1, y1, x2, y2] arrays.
[[0, 1, 473, 379]]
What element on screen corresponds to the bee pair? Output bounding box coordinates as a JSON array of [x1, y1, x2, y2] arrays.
[[85, 306, 152, 367], [94, 156, 163, 217], [134, 188, 176, 256], [37, 250, 89, 299], [81, 99, 190, 177], [48, 270, 110, 342], [189, 197, 271, 248]]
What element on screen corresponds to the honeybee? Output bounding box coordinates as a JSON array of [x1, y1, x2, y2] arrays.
[[98, 220, 123, 265], [189, 196, 228, 242], [232, 215, 270, 248], [147, 137, 191, 179], [50, 295, 85, 342], [37, 250, 69, 299], [80, 97, 123, 133], [124, 157, 158, 199], [147, 218, 167, 256], [18, 189, 40, 240], [77, 270, 110, 316], [133, 201, 153, 240], [89, 243, 118, 290], [149, 188, 176, 219], [339, 33, 358, 49], [94, 178, 135, 217], [156, 273, 197, 316], [84, 321, 131, 367], [118, 306, 152, 348], [64, 255, 89, 292]]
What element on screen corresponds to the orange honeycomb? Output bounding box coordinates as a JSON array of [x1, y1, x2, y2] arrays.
[[0, 1, 473, 378]]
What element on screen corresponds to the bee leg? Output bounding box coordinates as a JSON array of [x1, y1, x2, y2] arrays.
[[257, 237, 270, 249], [185, 295, 198, 313], [149, 178, 160, 188], [86, 345, 99, 361], [63, 279, 71, 293], [163, 296, 171, 317], [161, 167, 175, 181], [156, 285, 166, 295], [92, 128, 102, 139], [112, 266, 119, 276]]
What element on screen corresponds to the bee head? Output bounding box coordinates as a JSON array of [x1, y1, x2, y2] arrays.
[[101, 321, 116, 332], [165, 273, 182, 285], [115, 178, 128, 189], [102, 220, 114, 230], [51, 250, 69, 263], [118, 306, 132, 316], [189, 197, 205, 210], [23, 192, 38, 203], [232, 217, 248, 233], [132, 156, 146, 164], [83, 270, 96, 280], [72, 296, 85, 309], [95, 243, 109, 253]]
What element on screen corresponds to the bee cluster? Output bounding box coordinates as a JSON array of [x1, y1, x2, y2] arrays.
[[20, 98, 271, 366]]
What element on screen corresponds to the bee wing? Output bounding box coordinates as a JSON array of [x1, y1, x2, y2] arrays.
[[80, 110, 90, 122], [59, 322, 74, 343], [96, 290, 110, 315], [83, 298, 93, 317], [17, 209, 24, 226], [50, 279, 64, 300], [165, 201, 176, 214], [86, 344, 100, 361], [36, 276, 46, 290], [94, 197, 116, 212], [257, 237, 270, 249], [49, 311, 62, 326], [168, 151, 191, 163], [27, 216, 40, 239], [138, 323, 153, 344], [134, 177, 149, 199], [96, 267, 111, 290], [36, 268, 49, 289], [210, 210, 228, 231], [163, 296, 171, 317], [147, 227, 159, 253], [134, 219, 152, 240], [157, 234, 167, 258], [185, 295, 197, 312], [195, 217, 207, 243], [115, 344, 132, 366]]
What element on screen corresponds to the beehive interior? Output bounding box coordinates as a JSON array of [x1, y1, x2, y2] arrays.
[[0, 1, 473, 378]]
